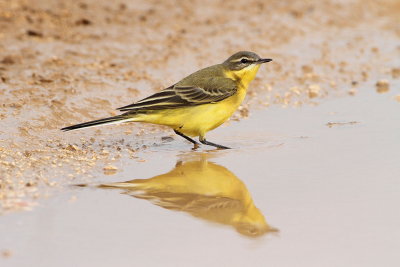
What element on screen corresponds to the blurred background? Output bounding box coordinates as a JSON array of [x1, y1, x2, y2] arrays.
[[0, 0, 399, 266]]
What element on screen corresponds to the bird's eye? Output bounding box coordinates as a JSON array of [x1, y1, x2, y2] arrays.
[[241, 58, 249, 64]]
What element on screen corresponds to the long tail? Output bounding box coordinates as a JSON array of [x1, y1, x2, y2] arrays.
[[61, 115, 133, 131]]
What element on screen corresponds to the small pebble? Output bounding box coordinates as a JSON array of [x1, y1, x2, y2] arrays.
[[1, 249, 12, 258], [66, 145, 79, 151], [376, 80, 389, 93], [348, 88, 357, 96], [307, 84, 321, 98], [392, 68, 400, 79], [103, 165, 118, 175]]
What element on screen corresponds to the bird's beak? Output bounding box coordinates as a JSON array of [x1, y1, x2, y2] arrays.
[[256, 58, 272, 64]]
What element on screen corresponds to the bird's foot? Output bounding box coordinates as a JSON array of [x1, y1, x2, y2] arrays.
[[191, 143, 200, 150], [199, 139, 231, 149]]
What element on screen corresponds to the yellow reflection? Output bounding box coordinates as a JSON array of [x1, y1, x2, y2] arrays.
[[100, 153, 277, 237]]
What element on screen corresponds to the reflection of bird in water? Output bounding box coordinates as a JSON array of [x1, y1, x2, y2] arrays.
[[100, 154, 277, 237]]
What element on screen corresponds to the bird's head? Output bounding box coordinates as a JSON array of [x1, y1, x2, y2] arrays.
[[222, 51, 272, 83]]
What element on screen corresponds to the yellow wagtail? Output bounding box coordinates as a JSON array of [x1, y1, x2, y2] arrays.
[[61, 51, 272, 149]]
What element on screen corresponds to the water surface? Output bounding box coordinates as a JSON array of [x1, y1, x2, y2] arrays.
[[1, 88, 399, 267]]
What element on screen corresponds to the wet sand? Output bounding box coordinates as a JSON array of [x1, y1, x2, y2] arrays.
[[1, 0, 400, 266]]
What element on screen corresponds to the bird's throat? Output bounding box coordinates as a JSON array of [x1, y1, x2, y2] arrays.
[[225, 64, 261, 91]]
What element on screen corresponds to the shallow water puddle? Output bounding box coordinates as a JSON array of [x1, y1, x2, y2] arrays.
[[1, 88, 399, 267]]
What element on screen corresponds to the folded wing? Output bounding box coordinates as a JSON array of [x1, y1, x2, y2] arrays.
[[117, 77, 237, 112]]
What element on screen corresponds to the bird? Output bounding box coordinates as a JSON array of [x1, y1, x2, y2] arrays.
[[99, 154, 276, 237], [61, 51, 272, 149]]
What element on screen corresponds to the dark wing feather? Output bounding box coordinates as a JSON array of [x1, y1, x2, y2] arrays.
[[117, 77, 237, 112]]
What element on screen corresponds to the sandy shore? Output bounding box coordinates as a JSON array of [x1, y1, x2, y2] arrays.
[[0, 0, 399, 214]]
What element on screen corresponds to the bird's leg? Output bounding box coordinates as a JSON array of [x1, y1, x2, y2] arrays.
[[174, 130, 199, 147], [199, 137, 231, 149]]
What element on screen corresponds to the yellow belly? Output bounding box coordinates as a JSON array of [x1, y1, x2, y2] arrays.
[[132, 88, 246, 138]]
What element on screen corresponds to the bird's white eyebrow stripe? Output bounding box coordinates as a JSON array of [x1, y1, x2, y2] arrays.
[[230, 56, 253, 63]]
